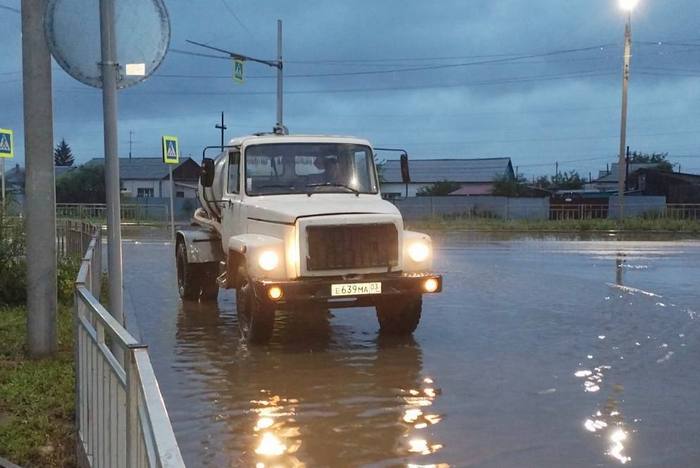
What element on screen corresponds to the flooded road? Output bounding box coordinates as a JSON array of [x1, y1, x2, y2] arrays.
[[123, 233, 700, 467]]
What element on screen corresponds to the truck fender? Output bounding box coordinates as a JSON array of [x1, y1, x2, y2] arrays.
[[228, 234, 286, 280], [176, 229, 224, 264]]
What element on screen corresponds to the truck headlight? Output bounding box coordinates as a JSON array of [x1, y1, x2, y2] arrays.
[[407, 241, 430, 262], [258, 250, 279, 271]]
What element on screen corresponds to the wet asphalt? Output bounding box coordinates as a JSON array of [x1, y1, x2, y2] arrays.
[[121, 231, 700, 467]]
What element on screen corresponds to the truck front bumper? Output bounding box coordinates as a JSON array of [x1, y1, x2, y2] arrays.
[[253, 272, 442, 309]]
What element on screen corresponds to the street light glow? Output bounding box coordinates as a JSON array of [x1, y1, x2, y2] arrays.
[[619, 0, 639, 11]]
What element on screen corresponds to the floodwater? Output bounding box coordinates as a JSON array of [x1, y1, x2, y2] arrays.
[[122, 232, 700, 467]]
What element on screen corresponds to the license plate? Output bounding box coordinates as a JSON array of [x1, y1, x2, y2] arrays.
[[331, 282, 382, 297]]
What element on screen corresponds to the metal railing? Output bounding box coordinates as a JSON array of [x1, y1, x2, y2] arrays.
[[661, 204, 700, 220], [62, 221, 184, 467], [57, 204, 169, 225], [550, 204, 609, 220]]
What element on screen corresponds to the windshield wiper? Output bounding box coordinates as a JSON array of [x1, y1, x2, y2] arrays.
[[305, 182, 360, 196]]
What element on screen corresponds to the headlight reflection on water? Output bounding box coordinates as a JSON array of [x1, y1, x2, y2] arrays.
[[401, 377, 445, 459]]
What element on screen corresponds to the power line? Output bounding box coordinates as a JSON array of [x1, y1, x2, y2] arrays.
[[218, 0, 263, 47], [170, 43, 615, 77], [77, 69, 611, 97]]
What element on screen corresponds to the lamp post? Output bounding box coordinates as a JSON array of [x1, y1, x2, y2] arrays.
[[617, 0, 638, 220]]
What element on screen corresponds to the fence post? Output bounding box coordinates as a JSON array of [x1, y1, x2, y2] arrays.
[[125, 351, 139, 468]]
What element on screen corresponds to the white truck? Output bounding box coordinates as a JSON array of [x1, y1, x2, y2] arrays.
[[175, 132, 442, 343]]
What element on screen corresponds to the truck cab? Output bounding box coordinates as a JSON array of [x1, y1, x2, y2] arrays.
[[176, 134, 442, 343]]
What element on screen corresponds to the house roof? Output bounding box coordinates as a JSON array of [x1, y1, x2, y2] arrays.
[[85, 157, 199, 180], [381, 157, 513, 183], [634, 168, 700, 184], [594, 163, 658, 183]]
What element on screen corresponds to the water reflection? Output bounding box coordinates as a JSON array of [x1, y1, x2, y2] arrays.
[[172, 297, 445, 466]]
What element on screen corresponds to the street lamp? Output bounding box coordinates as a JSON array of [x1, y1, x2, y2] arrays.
[[616, 0, 638, 220]]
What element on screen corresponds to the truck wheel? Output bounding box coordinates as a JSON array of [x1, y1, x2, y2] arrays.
[[376, 296, 422, 335], [236, 268, 275, 344], [177, 241, 201, 300], [199, 262, 220, 301]]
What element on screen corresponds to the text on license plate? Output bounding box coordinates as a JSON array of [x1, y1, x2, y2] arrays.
[[331, 282, 382, 296]]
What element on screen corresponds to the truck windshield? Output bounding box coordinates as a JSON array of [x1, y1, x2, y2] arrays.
[[244, 143, 379, 196]]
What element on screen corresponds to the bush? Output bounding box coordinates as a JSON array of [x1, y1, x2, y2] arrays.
[[0, 217, 79, 306], [0, 218, 26, 306]]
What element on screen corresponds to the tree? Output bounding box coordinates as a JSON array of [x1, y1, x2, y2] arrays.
[[54, 139, 75, 166], [417, 180, 462, 196], [533, 175, 553, 190], [629, 151, 674, 172], [552, 170, 584, 190], [56, 164, 105, 203], [491, 174, 530, 196]]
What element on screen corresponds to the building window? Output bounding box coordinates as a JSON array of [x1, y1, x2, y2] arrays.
[[137, 188, 154, 198], [176, 191, 185, 198]]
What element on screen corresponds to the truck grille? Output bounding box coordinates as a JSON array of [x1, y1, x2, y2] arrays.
[[306, 224, 399, 271]]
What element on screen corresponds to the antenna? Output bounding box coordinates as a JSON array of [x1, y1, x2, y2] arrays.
[[215, 112, 227, 152], [129, 130, 133, 159]]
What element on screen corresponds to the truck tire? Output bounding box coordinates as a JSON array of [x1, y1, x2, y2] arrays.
[[236, 266, 275, 344], [376, 296, 422, 335], [177, 241, 201, 301]]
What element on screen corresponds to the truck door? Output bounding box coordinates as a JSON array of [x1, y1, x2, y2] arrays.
[[222, 150, 243, 241]]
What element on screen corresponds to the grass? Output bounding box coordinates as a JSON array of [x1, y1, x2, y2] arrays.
[[0, 306, 77, 468], [407, 216, 700, 234]]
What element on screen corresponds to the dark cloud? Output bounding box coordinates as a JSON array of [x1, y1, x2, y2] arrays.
[[2, 0, 700, 175]]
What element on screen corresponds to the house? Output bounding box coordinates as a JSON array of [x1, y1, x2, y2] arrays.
[[585, 162, 659, 192], [628, 168, 700, 203], [85, 157, 201, 199], [380, 157, 514, 198]]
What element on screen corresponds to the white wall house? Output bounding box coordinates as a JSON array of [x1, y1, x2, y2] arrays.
[[85, 157, 201, 199]]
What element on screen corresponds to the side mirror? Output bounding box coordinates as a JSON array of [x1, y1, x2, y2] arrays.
[[200, 158, 215, 187], [400, 153, 411, 183]]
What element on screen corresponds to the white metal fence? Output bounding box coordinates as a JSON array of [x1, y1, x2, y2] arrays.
[[61, 221, 184, 467], [57, 204, 169, 224]]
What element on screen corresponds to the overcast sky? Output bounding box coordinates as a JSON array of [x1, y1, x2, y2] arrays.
[[2, 0, 700, 178]]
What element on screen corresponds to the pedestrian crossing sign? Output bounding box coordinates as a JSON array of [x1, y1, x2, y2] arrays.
[[233, 58, 244, 84], [162, 135, 179, 164], [0, 128, 13, 159]]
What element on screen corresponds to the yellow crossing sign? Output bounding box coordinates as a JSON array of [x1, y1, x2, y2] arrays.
[[0, 128, 13, 159], [233, 58, 245, 84], [162, 135, 179, 164]]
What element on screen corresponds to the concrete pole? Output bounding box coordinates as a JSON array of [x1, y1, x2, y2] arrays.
[[617, 13, 632, 221], [168, 164, 175, 242], [276, 19, 283, 129], [99, 0, 124, 325], [22, 0, 57, 357]]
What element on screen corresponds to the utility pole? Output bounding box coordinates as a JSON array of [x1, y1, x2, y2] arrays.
[[625, 146, 630, 192], [617, 10, 633, 220], [215, 112, 227, 152], [100, 0, 124, 327], [22, 0, 57, 356], [276, 19, 284, 130], [129, 130, 133, 159]]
